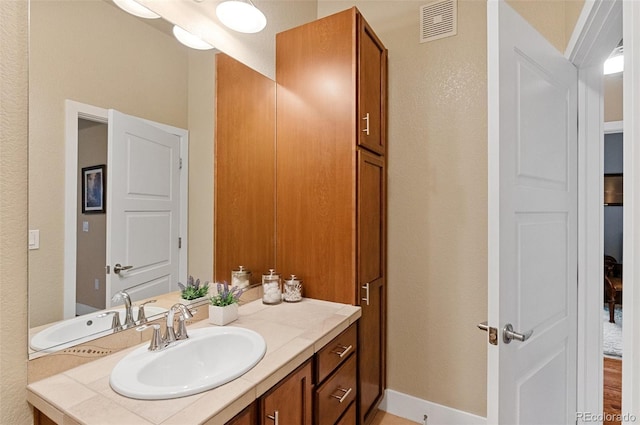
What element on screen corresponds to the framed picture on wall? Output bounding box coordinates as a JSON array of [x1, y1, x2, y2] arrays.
[[604, 173, 623, 206], [82, 165, 105, 214]]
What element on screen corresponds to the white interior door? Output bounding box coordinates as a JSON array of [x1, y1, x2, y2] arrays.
[[487, 1, 578, 423], [106, 110, 182, 306]]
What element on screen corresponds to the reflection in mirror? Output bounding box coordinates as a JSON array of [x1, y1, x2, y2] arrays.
[[214, 54, 275, 285], [28, 0, 214, 357], [28, 0, 317, 358]]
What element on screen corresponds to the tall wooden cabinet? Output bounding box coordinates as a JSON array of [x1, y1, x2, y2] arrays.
[[275, 8, 387, 425]]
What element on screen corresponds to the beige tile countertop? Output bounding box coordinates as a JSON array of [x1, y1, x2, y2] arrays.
[[27, 298, 361, 425]]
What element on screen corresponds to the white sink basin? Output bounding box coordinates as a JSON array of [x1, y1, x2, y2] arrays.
[[30, 306, 168, 352], [109, 327, 267, 400]]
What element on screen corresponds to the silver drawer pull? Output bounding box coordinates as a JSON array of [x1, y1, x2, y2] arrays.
[[266, 410, 279, 425], [330, 387, 352, 403], [330, 344, 353, 358]]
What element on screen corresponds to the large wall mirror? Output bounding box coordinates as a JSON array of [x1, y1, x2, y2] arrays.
[[28, 0, 316, 358]]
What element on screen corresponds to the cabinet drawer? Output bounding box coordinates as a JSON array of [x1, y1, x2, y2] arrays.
[[335, 402, 356, 425], [316, 323, 357, 383], [315, 355, 357, 425]]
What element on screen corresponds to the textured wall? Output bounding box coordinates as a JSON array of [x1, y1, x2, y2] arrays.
[[605, 73, 623, 123], [0, 0, 30, 423], [507, 0, 585, 53]]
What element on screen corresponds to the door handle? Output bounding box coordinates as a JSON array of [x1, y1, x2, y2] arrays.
[[361, 283, 370, 306], [503, 323, 533, 344], [362, 113, 370, 136], [266, 410, 279, 425], [114, 264, 133, 275]]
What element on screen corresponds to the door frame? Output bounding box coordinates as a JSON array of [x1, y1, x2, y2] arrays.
[[621, 1, 640, 420], [63, 100, 189, 318], [566, 0, 632, 420]]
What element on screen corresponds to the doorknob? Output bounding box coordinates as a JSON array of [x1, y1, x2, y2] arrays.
[[114, 264, 133, 275], [503, 323, 533, 344]]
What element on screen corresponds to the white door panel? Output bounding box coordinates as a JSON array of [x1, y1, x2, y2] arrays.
[[107, 110, 181, 305], [487, 1, 577, 423]]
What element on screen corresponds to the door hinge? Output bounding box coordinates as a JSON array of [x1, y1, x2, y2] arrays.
[[178, 237, 182, 249], [179, 158, 183, 170]]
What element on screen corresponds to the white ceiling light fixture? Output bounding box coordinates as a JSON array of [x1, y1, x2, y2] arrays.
[[216, 0, 267, 34], [113, 0, 160, 19], [172, 25, 215, 50], [604, 44, 624, 75]]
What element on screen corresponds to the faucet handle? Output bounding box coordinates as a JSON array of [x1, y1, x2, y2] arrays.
[[98, 311, 122, 332], [175, 316, 190, 340], [137, 324, 167, 351], [136, 299, 157, 324]]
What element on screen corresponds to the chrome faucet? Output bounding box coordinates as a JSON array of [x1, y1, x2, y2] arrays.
[[137, 303, 195, 352], [163, 303, 194, 344], [98, 311, 123, 332], [112, 290, 136, 329], [137, 299, 157, 324]]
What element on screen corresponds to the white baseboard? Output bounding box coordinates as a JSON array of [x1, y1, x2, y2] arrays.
[[379, 389, 487, 425]]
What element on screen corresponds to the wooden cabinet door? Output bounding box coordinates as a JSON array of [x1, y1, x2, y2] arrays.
[[227, 402, 257, 425], [260, 361, 313, 425], [358, 15, 387, 156], [357, 150, 386, 424]]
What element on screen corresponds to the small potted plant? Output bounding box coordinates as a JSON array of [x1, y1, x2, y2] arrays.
[[178, 276, 210, 302], [208, 281, 244, 325]]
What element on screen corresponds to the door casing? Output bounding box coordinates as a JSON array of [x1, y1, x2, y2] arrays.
[[565, 0, 629, 420]]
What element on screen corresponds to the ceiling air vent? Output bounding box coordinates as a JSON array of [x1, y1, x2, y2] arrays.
[[420, 0, 457, 43]]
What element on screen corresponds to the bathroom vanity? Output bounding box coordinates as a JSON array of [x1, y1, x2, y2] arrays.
[[27, 298, 360, 425]]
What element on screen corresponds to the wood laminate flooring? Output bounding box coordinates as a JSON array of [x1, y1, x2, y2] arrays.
[[372, 410, 421, 425], [604, 357, 622, 425]]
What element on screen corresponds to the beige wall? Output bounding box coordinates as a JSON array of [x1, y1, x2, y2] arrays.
[[0, 0, 30, 423], [605, 73, 623, 122], [187, 50, 216, 282], [506, 0, 584, 53], [317, 0, 583, 418]]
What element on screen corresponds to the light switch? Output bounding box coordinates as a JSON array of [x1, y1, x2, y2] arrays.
[[29, 230, 40, 250], [83, 221, 89, 232]]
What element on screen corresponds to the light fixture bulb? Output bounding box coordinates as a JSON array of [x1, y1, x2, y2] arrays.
[[216, 0, 267, 34], [112, 0, 160, 19], [172, 25, 215, 50], [604, 54, 624, 75]]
